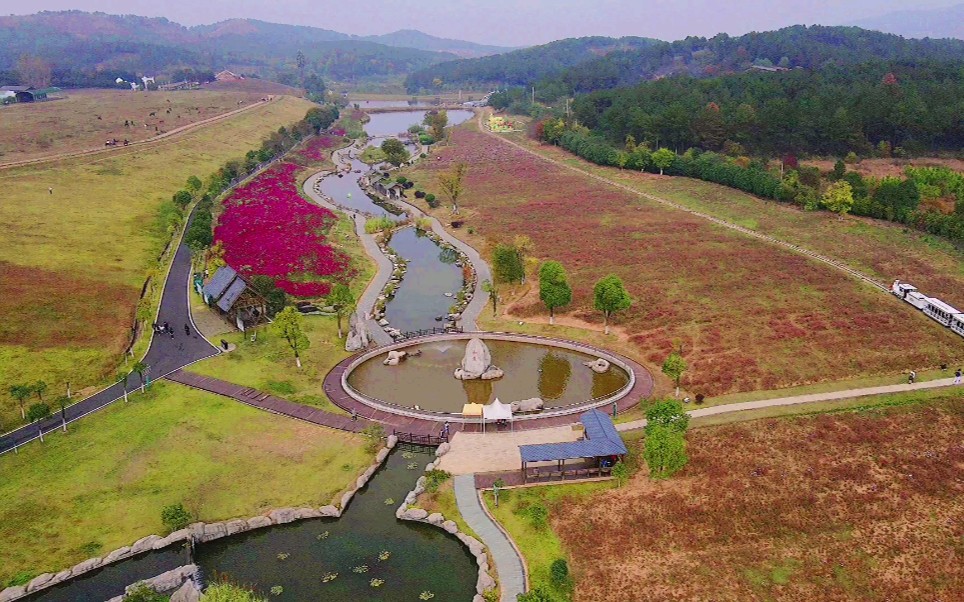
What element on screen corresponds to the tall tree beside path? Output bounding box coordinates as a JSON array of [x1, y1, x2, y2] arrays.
[[438, 162, 467, 214], [493, 243, 525, 283], [274, 306, 310, 368], [32, 380, 47, 403], [9, 384, 31, 420], [513, 234, 533, 283], [328, 283, 356, 339], [27, 402, 51, 443], [652, 148, 676, 175], [482, 279, 499, 316], [131, 360, 149, 393], [380, 138, 410, 166], [593, 274, 632, 335], [539, 261, 572, 325], [423, 110, 448, 142], [116, 370, 130, 403], [661, 352, 688, 398], [643, 399, 689, 479]]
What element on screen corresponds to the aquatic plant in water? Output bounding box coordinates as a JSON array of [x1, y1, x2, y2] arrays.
[[321, 572, 338, 583], [402, 451, 416, 459], [407, 462, 419, 470], [276, 552, 289, 561], [270, 585, 283, 595], [384, 497, 395, 505], [420, 592, 436, 600], [378, 550, 391, 561], [317, 531, 330, 540], [352, 565, 369, 573], [370, 578, 385, 587]]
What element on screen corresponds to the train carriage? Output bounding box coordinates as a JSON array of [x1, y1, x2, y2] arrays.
[[951, 313, 964, 338], [922, 297, 961, 327]]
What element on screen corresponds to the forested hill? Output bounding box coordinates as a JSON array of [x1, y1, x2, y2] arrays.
[[557, 25, 964, 94], [571, 60, 964, 157], [404, 36, 660, 93], [0, 11, 482, 87]]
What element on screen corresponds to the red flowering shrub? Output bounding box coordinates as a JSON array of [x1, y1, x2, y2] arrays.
[[291, 135, 342, 164], [215, 162, 355, 297]]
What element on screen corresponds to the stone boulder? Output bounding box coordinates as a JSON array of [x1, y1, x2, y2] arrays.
[[26, 573, 53, 593], [0, 587, 26, 602], [130, 535, 161, 554], [246, 516, 272, 530], [427, 513, 444, 525], [435, 442, 451, 457], [382, 349, 407, 366], [341, 489, 357, 510], [406, 508, 429, 520], [103, 546, 131, 563], [345, 311, 371, 352], [170, 581, 201, 602], [200, 523, 227, 542], [480, 366, 504, 380], [319, 505, 340, 517], [376, 448, 390, 463], [71, 557, 103, 574], [476, 571, 496, 594], [454, 338, 493, 380], [583, 358, 611, 373], [442, 520, 459, 534], [510, 397, 545, 413], [224, 520, 248, 536], [269, 508, 299, 524], [386, 434, 398, 448]]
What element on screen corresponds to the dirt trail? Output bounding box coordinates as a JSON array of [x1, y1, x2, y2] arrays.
[[0, 97, 276, 171], [477, 113, 889, 294]]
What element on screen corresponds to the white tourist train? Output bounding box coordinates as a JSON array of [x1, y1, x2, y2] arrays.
[[892, 280, 964, 338]]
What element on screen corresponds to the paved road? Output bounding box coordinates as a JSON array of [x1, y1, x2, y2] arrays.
[[454, 474, 527, 601], [616, 376, 962, 432], [0, 212, 219, 454]]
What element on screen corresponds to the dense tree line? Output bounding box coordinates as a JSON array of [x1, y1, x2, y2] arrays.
[[539, 125, 964, 244], [404, 36, 659, 93], [571, 61, 964, 156]]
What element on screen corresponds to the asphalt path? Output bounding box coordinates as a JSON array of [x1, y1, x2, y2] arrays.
[[0, 215, 219, 454]]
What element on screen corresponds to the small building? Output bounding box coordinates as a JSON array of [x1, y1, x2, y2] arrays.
[[374, 180, 406, 200], [0, 86, 60, 102], [518, 409, 628, 482], [202, 266, 268, 331], [215, 70, 244, 82]]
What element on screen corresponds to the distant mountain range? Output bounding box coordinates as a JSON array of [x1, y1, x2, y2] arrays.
[[849, 4, 964, 40], [407, 24, 964, 94], [0, 11, 515, 87]]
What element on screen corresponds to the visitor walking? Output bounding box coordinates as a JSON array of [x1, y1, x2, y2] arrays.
[[908, 370, 916, 384], [955, 369, 962, 385], [184, 323, 190, 336], [48, 187, 53, 195], [351, 408, 358, 422]]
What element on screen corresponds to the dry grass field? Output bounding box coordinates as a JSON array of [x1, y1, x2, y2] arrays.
[[401, 122, 964, 398], [556, 395, 964, 601], [0, 88, 268, 164], [0, 94, 314, 428]]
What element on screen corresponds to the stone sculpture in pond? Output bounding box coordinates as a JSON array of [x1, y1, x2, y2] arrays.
[[454, 337, 504, 380]]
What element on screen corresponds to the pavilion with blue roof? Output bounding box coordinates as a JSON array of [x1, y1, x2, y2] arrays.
[[518, 409, 627, 482]]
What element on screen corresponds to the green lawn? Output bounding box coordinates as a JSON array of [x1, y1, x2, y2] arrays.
[[0, 95, 316, 426], [482, 483, 613, 598], [0, 380, 370, 585]]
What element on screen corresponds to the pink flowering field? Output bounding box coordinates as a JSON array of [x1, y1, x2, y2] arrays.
[[291, 134, 345, 164], [215, 162, 354, 297]]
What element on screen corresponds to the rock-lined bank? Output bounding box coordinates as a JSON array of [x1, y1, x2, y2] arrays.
[[0, 437, 399, 602], [394, 443, 497, 601]]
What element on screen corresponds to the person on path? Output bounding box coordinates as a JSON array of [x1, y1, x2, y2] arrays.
[[908, 370, 916, 384], [184, 323, 190, 336], [955, 369, 962, 385], [351, 408, 358, 422], [163, 321, 170, 333], [48, 187, 53, 195]]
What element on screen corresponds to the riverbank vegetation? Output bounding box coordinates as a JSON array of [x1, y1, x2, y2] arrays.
[[0, 381, 370, 586], [0, 95, 315, 429], [400, 120, 964, 398]]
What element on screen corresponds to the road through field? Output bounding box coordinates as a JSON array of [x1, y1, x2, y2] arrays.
[[478, 114, 890, 294], [0, 97, 275, 171]]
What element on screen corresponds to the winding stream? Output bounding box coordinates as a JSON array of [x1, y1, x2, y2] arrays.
[[19, 109, 484, 602]]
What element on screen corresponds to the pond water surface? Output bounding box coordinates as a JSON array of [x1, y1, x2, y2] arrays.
[[348, 339, 631, 413], [195, 447, 476, 601]]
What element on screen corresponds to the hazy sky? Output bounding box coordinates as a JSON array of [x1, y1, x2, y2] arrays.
[[11, 0, 963, 46]]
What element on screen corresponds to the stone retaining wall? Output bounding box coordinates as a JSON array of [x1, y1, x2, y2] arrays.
[[0, 437, 399, 602], [394, 443, 496, 602], [104, 565, 200, 602]]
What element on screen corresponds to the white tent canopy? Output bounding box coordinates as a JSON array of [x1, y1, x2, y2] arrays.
[[482, 398, 513, 432]]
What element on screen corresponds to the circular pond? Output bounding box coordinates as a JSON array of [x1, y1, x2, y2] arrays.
[[345, 335, 631, 414]]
